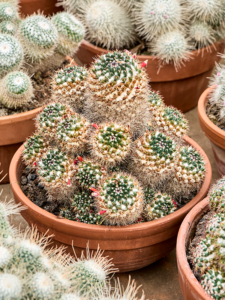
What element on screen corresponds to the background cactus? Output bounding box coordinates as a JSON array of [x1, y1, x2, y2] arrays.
[[0, 71, 33, 109], [0, 20, 17, 35], [0, 2, 18, 22], [189, 21, 216, 49], [52, 12, 85, 56], [0, 34, 23, 78]]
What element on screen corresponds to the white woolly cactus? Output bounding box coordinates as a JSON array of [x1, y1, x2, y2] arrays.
[[52, 65, 88, 113], [52, 12, 85, 56], [133, 0, 183, 41], [56, 113, 90, 155], [148, 90, 165, 111], [18, 14, 58, 63], [151, 30, 192, 70], [23, 134, 48, 168], [79, 0, 137, 49], [145, 191, 177, 220], [0, 34, 23, 78], [37, 148, 77, 200], [27, 272, 55, 299], [189, 21, 216, 49], [129, 130, 177, 188], [151, 106, 189, 141], [0, 20, 17, 35], [86, 50, 150, 137], [0, 273, 22, 300], [0, 2, 18, 22], [93, 173, 144, 226], [90, 123, 132, 167], [0, 71, 33, 109]]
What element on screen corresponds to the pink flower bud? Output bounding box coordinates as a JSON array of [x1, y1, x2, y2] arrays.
[[99, 210, 106, 215], [93, 123, 99, 129]]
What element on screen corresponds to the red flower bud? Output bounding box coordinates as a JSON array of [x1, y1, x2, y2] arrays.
[[90, 187, 98, 192], [135, 86, 140, 89], [76, 218, 81, 222], [92, 123, 99, 129], [78, 156, 83, 162], [68, 179, 71, 185], [33, 162, 37, 167], [141, 61, 148, 68], [74, 159, 78, 165], [99, 210, 106, 215], [172, 200, 177, 207]]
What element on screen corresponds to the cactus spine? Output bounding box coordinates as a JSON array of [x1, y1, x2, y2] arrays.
[[0, 20, 17, 35]]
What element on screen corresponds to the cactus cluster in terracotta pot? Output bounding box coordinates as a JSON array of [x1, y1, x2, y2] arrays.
[[0, 0, 85, 115], [21, 50, 206, 226], [60, 0, 225, 69]]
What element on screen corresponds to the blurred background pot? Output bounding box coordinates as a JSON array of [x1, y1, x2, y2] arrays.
[[19, 0, 62, 16]]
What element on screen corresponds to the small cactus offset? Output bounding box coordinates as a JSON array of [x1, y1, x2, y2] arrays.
[[18, 14, 58, 63], [90, 123, 132, 167], [52, 12, 85, 57], [189, 21, 216, 50], [144, 191, 177, 220], [78, 0, 137, 50], [0, 2, 18, 22], [0, 20, 17, 35], [52, 65, 88, 113], [93, 173, 144, 226], [85, 50, 150, 137], [23, 134, 49, 168], [0, 71, 33, 109], [37, 148, 77, 201], [0, 34, 23, 78], [56, 113, 90, 155], [129, 131, 177, 188]]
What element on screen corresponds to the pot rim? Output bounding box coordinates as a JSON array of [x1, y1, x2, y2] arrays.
[[198, 85, 225, 148], [9, 135, 212, 235], [176, 197, 212, 300]]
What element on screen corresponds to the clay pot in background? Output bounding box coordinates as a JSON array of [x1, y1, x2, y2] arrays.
[[198, 85, 225, 177], [177, 198, 212, 300], [9, 136, 211, 273], [19, 0, 63, 16], [76, 40, 225, 112]]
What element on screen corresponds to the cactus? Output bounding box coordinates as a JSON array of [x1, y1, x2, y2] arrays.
[[79, 0, 137, 50], [85, 50, 150, 137], [71, 190, 94, 213], [0, 34, 23, 78], [208, 177, 225, 213], [133, 0, 183, 41], [90, 123, 132, 167], [148, 90, 165, 111], [37, 148, 77, 201], [56, 113, 90, 155], [151, 30, 192, 70], [18, 14, 58, 63], [0, 273, 22, 300], [52, 12, 85, 56], [27, 272, 55, 299], [75, 158, 106, 190], [23, 134, 48, 168], [93, 173, 144, 226], [129, 131, 177, 188], [0, 246, 11, 269], [0, 71, 33, 109], [145, 192, 177, 220], [60, 294, 83, 300], [0, 2, 18, 22], [189, 21, 216, 49], [151, 106, 189, 141], [0, 21, 17, 35], [52, 65, 88, 113], [201, 269, 225, 300], [74, 210, 102, 224]]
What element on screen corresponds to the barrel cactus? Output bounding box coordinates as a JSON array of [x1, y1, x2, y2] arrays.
[[52, 12, 85, 56], [0, 34, 23, 77], [0, 20, 17, 35], [18, 14, 58, 63], [0, 71, 33, 108]]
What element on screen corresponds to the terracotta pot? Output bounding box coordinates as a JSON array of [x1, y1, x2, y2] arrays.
[[9, 136, 212, 273], [198, 85, 225, 176], [0, 56, 74, 184], [176, 197, 212, 300], [19, 0, 63, 16], [76, 40, 225, 112]]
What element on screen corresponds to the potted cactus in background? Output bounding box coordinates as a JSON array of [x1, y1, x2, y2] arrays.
[[59, 0, 225, 112], [0, 0, 85, 184], [10, 50, 212, 272]]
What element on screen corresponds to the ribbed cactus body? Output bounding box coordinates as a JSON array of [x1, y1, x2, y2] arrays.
[[18, 14, 58, 63], [0, 21, 17, 35], [52, 12, 85, 56], [0, 71, 33, 109], [0, 34, 23, 77]]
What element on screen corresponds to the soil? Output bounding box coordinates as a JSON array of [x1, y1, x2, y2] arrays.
[[0, 58, 70, 117], [206, 101, 225, 131]]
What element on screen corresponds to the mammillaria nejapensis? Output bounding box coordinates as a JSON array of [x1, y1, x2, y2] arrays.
[[93, 173, 144, 225], [52, 12, 85, 56], [52, 65, 88, 113], [0, 71, 33, 108], [85, 51, 150, 137], [0, 34, 23, 78]]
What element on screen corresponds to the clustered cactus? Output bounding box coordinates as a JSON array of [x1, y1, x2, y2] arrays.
[[22, 50, 206, 227], [59, 0, 225, 69], [0, 192, 146, 299], [0, 1, 85, 112], [189, 177, 225, 300]]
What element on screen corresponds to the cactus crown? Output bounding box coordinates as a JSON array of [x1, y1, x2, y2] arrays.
[[0, 34, 23, 77], [189, 21, 215, 48], [29, 272, 54, 299], [23, 134, 47, 167], [0, 2, 18, 22], [54, 66, 88, 86], [148, 90, 164, 109], [144, 187, 156, 204], [0, 20, 17, 35], [148, 131, 176, 160], [0, 273, 22, 299], [5, 71, 31, 95], [72, 190, 94, 213]]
